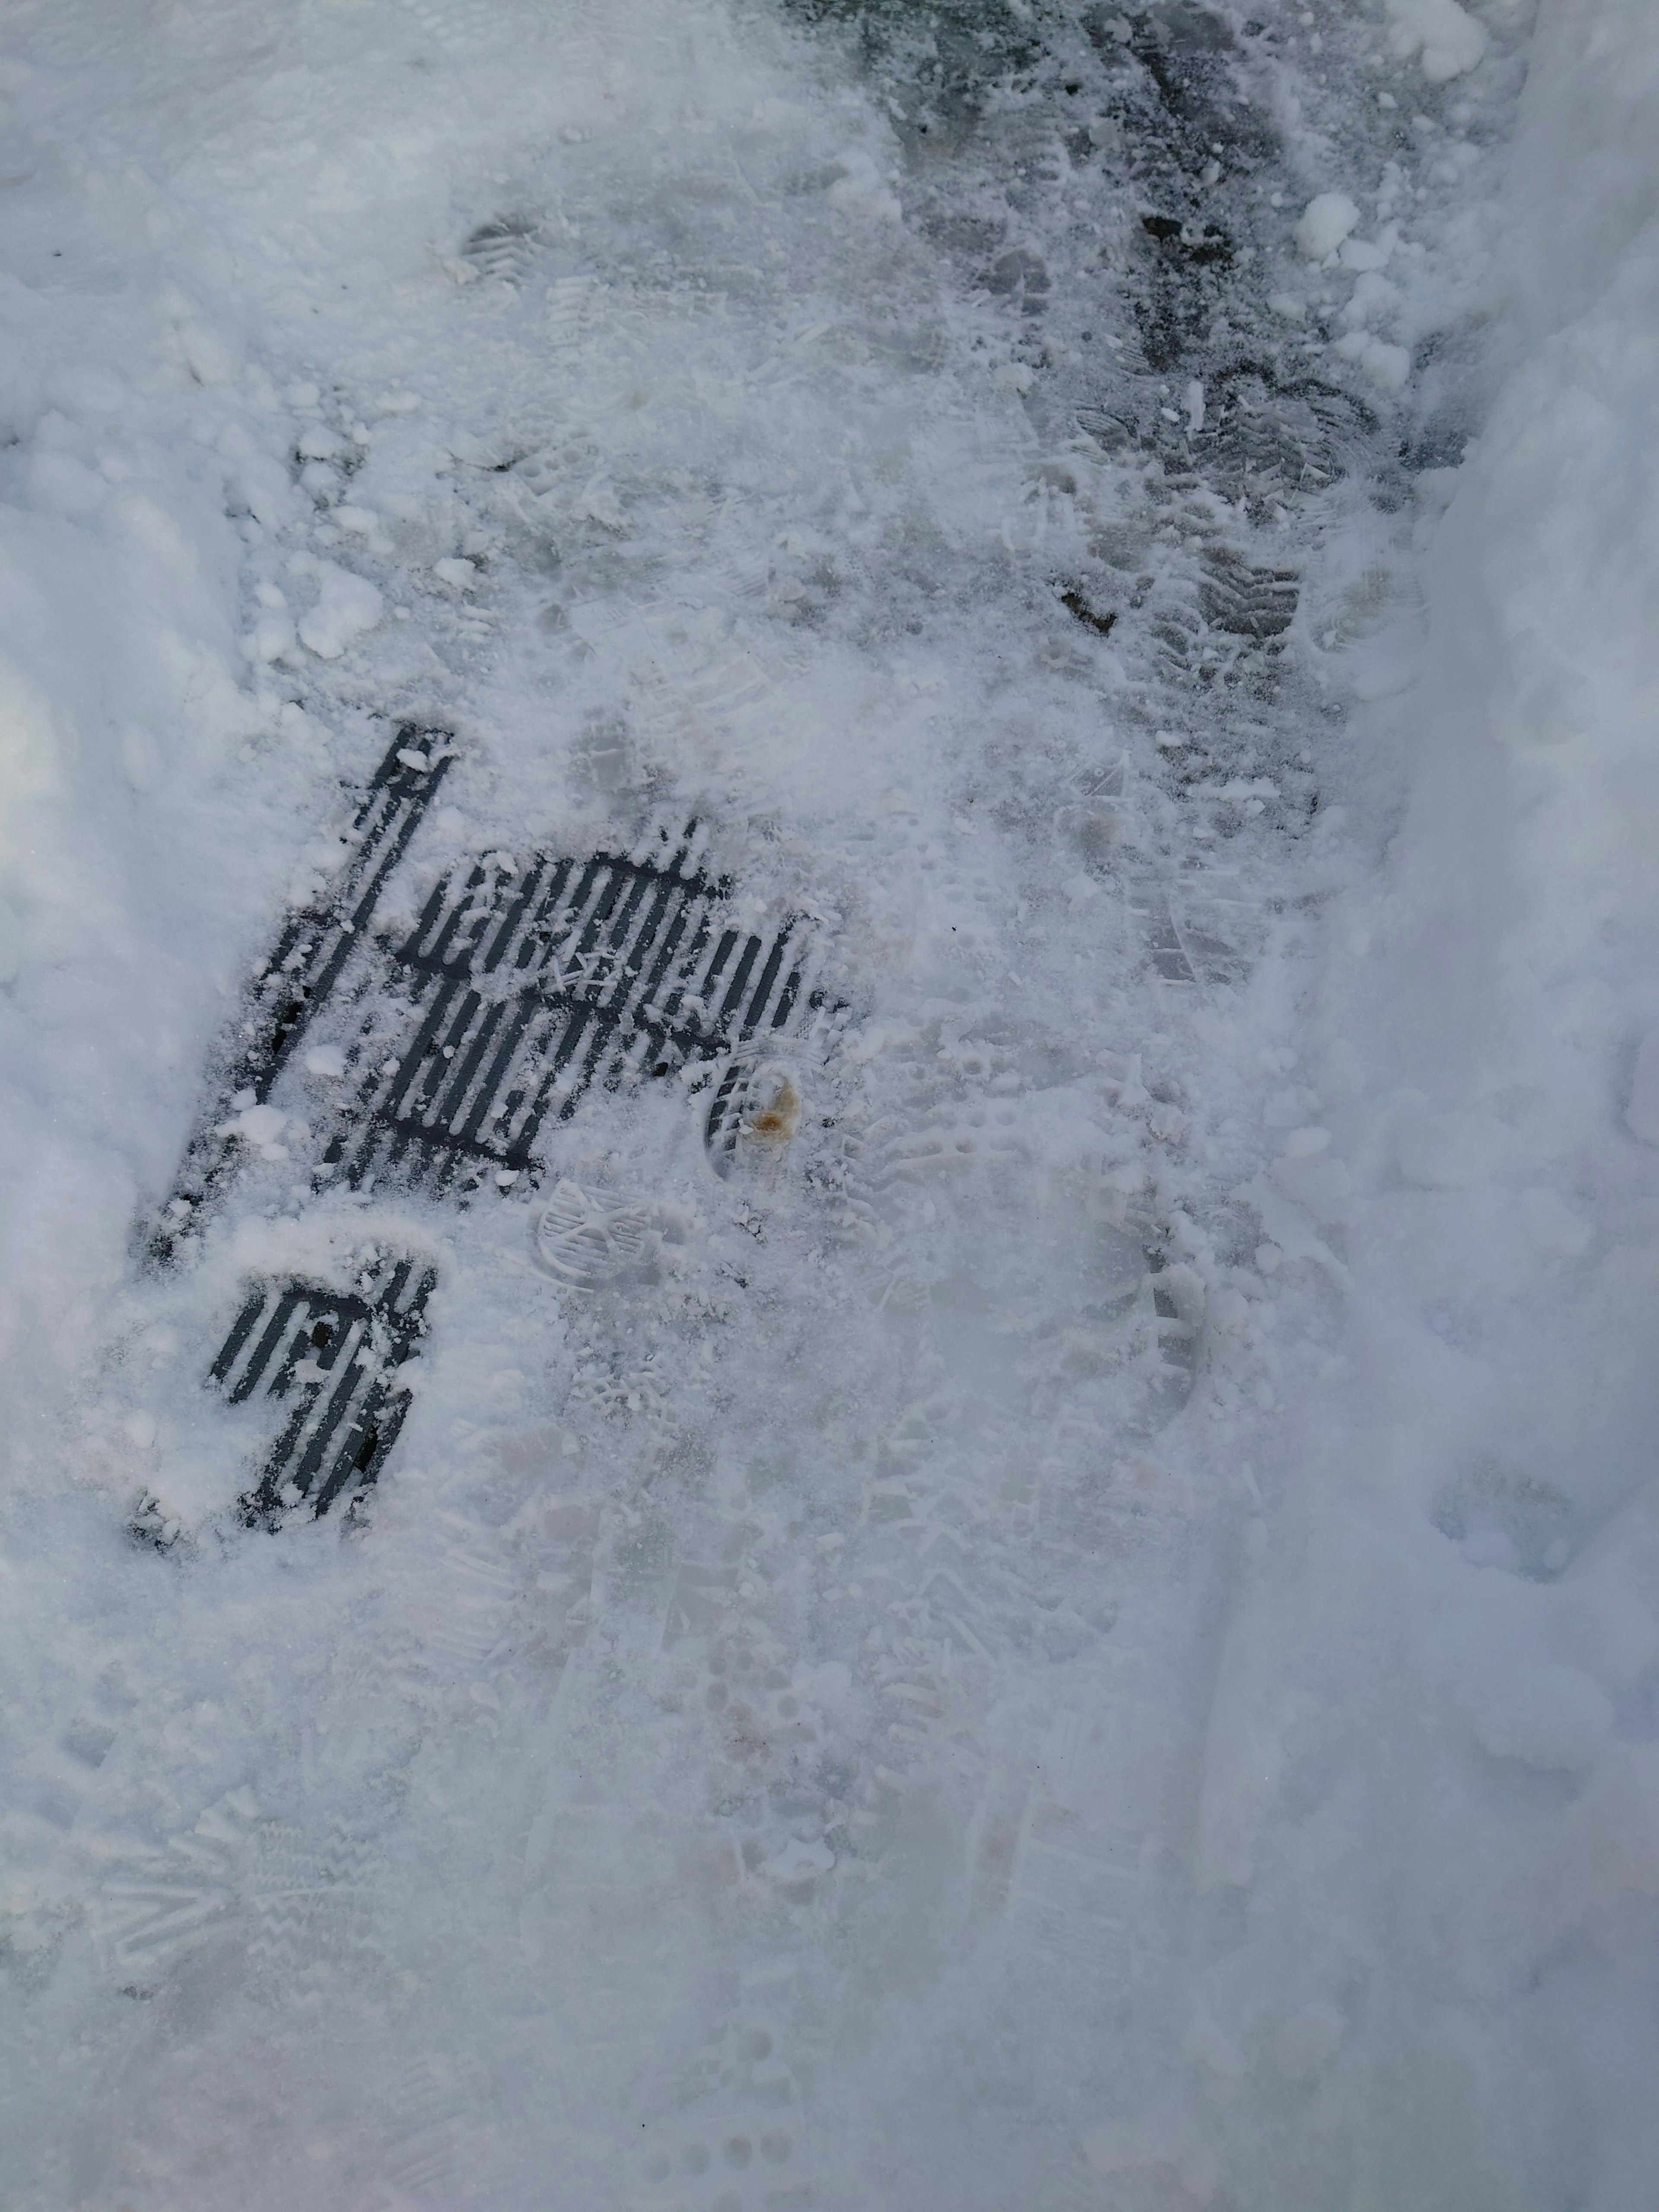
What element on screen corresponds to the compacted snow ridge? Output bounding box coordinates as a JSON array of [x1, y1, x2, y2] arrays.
[[3, 0, 1655, 2206]]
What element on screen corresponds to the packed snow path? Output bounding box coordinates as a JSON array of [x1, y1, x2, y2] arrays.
[[13, 0, 1653, 2207]]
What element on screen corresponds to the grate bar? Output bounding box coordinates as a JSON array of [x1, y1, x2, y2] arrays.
[[224, 1262, 436, 1527], [739, 930, 790, 1038], [226, 1290, 309, 1406], [146, 727, 454, 1264]]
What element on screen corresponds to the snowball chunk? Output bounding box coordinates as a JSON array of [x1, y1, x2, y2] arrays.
[[216, 1101, 289, 1159], [1333, 330, 1412, 391], [1282, 1125, 1332, 1159], [243, 611, 295, 664], [28, 450, 107, 518], [1295, 193, 1360, 262], [1386, 0, 1489, 83], [298, 562, 383, 659]]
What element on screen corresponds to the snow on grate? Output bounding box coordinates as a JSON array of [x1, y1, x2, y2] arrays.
[[147, 727, 455, 1265], [703, 1057, 804, 1178], [153, 732, 825, 1522], [211, 1257, 437, 1527], [313, 825, 814, 1195]]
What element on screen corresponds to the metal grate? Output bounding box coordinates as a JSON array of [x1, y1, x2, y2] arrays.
[[313, 823, 811, 1195], [159, 739, 824, 1529], [213, 1259, 436, 1526], [149, 728, 454, 1264]]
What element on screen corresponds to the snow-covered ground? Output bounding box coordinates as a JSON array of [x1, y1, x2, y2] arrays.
[[1, 0, 1655, 2205]]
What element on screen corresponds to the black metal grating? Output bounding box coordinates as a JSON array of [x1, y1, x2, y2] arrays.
[[214, 1259, 436, 1526], [149, 727, 454, 1264], [159, 734, 824, 1529], [704, 1057, 754, 1173], [313, 823, 810, 1195]]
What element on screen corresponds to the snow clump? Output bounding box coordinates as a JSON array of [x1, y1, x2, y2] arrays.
[[296, 560, 383, 658], [1385, 0, 1490, 83], [1294, 192, 1360, 261]]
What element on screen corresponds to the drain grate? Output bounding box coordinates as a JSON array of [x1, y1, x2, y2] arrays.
[[162, 784, 823, 1526], [213, 1258, 437, 1527], [149, 728, 453, 1264], [148, 721, 835, 1527], [152, 741, 819, 1229], [312, 825, 813, 1195]]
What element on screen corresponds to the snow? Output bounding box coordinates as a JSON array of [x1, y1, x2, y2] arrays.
[[1332, 326, 1413, 389], [1386, 0, 1492, 83], [1627, 1030, 1659, 1145], [1294, 191, 1361, 262], [1201, 0, 1659, 2198], [0, 0, 1656, 2203], [294, 558, 384, 659]]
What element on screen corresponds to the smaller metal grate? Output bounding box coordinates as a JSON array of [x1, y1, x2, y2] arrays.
[[212, 1258, 436, 1526]]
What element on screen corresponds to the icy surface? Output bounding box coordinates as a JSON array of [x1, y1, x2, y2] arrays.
[[0, 0, 1655, 2206]]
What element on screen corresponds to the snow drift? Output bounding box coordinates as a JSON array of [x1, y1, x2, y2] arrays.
[[1193, 4, 1659, 2205]]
